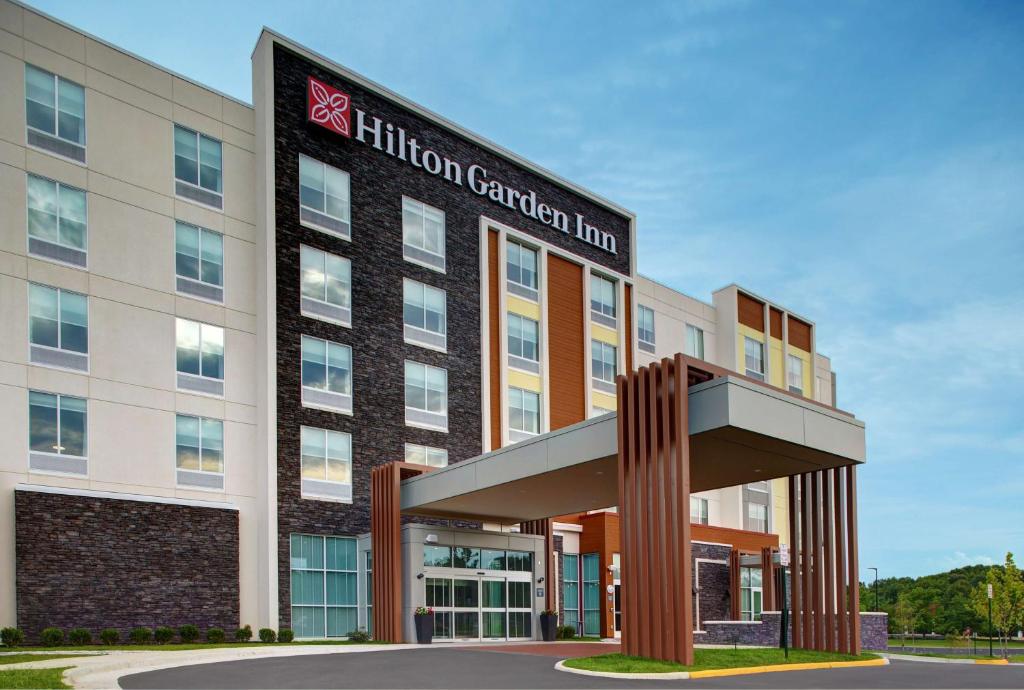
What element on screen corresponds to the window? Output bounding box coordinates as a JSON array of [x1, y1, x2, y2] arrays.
[[299, 154, 351, 239], [290, 534, 358, 638], [746, 502, 769, 533], [175, 414, 224, 490], [690, 496, 709, 525], [175, 221, 223, 302], [174, 124, 222, 208], [423, 545, 452, 568], [637, 305, 655, 351], [403, 279, 446, 351], [300, 426, 352, 502], [686, 324, 705, 360], [175, 319, 224, 396], [507, 313, 539, 371], [404, 361, 447, 431], [27, 174, 87, 267], [481, 549, 506, 571], [404, 443, 448, 468], [590, 274, 616, 324], [591, 340, 617, 393], [582, 553, 601, 635], [28, 391, 87, 475], [787, 354, 804, 394], [300, 245, 351, 326], [508, 387, 540, 439], [744, 336, 765, 381], [25, 64, 85, 162], [364, 550, 372, 637], [28, 283, 88, 371], [563, 554, 580, 634], [402, 197, 445, 271], [740, 566, 763, 621], [506, 241, 538, 299], [301, 335, 352, 414]]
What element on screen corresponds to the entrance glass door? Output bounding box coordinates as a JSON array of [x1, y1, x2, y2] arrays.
[[452, 578, 480, 639], [481, 577, 506, 639], [425, 575, 533, 641]]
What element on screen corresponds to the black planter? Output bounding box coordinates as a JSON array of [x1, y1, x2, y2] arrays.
[[414, 614, 433, 644], [540, 613, 557, 641]]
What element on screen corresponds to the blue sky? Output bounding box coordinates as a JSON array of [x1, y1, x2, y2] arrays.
[[31, 0, 1023, 581]]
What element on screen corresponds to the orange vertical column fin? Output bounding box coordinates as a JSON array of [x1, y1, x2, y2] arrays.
[[487, 230, 501, 451], [675, 355, 694, 665], [789, 474, 802, 649], [729, 549, 741, 620], [801, 472, 813, 648], [847, 465, 861, 655], [835, 469, 849, 654], [370, 463, 403, 643], [813, 471, 825, 650], [824, 469, 836, 651]]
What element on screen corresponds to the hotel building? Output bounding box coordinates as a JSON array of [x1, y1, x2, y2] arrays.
[[0, 0, 874, 654]]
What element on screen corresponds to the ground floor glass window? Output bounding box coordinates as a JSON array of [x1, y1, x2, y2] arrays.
[[562, 554, 580, 633], [740, 566, 763, 621], [582, 553, 600, 635], [290, 534, 358, 638]]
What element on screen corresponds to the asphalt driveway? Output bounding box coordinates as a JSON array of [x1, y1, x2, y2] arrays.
[[120, 647, 1024, 689]]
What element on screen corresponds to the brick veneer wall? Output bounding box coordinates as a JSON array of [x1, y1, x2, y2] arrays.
[[699, 611, 889, 650], [14, 489, 239, 641], [693, 542, 732, 627]]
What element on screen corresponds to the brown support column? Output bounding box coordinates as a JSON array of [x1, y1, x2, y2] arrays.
[[619, 356, 693, 664], [801, 472, 812, 647], [813, 471, 825, 650], [761, 547, 775, 612], [847, 465, 862, 654], [789, 475, 802, 649], [370, 463, 403, 643], [519, 519, 554, 610], [835, 469, 849, 654], [824, 470, 836, 651], [729, 549, 741, 620]]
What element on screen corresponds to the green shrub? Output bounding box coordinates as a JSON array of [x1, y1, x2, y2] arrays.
[[235, 624, 253, 642], [154, 626, 174, 644], [68, 628, 92, 645], [1, 627, 25, 648], [100, 628, 120, 645], [258, 628, 276, 643], [556, 625, 577, 640], [129, 627, 153, 644], [206, 627, 225, 643], [347, 628, 371, 643], [40, 628, 65, 647], [277, 628, 294, 643], [178, 624, 199, 643]]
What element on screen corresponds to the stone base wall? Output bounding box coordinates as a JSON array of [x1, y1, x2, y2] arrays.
[[860, 612, 889, 650], [14, 488, 239, 642], [698, 611, 889, 651]]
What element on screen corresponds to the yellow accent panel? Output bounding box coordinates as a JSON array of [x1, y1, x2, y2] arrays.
[[788, 345, 813, 398], [769, 336, 784, 388], [737, 324, 765, 372], [772, 477, 789, 545], [591, 323, 618, 346], [507, 295, 541, 320], [592, 390, 617, 410], [507, 369, 541, 393]]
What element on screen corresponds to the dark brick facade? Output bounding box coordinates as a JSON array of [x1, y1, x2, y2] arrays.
[[699, 611, 889, 650], [271, 45, 632, 627], [693, 541, 732, 626], [14, 488, 238, 641]]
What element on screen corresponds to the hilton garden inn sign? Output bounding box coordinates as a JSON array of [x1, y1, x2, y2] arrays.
[[307, 76, 618, 255]]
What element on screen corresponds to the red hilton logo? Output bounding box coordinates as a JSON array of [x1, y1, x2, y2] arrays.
[[307, 76, 350, 137]]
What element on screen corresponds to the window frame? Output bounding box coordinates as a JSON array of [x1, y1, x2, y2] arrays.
[[27, 390, 88, 476], [174, 220, 225, 303], [787, 353, 804, 395], [506, 240, 539, 299], [402, 278, 447, 352], [686, 324, 705, 360], [26, 173, 88, 268], [591, 340, 618, 384], [507, 312, 539, 366], [24, 63, 87, 152], [690, 496, 709, 525], [299, 244, 352, 327], [589, 274, 617, 323], [403, 443, 449, 468], [744, 336, 765, 381], [508, 386, 541, 440], [637, 305, 655, 347], [173, 123, 223, 202], [401, 196, 446, 273], [27, 282, 89, 372], [289, 533, 359, 638], [174, 413, 225, 490], [740, 566, 764, 621], [298, 154, 352, 240], [404, 360, 448, 432], [175, 318, 225, 395], [300, 334, 353, 415], [299, 426, 353, 503], [745, 502, 769, 534]]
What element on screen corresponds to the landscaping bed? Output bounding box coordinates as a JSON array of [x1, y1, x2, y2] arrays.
[[0, 667, 71, 689], [564, 648, 880, 674]]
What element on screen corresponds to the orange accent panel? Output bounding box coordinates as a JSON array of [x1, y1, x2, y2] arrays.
[[691, 523, 779, 553], [488, 230, 501, 450], [788, 316, 812, 351], [624, 284, 633, 374], [769, 307, 783, 339], [738, 292, 765, 332], [579, 512, 621, 639], [547, 255, 585, 429]]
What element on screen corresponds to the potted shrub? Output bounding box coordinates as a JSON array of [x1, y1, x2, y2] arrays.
[[539, 609, 558, 641], [413, 606, 433, 644]]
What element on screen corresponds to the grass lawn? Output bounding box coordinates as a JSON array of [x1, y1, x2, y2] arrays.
[[0, 655, 90, 666], [0, 667, 71, 689], [11, 639, 388, 652], [564, 648, 880, 674]]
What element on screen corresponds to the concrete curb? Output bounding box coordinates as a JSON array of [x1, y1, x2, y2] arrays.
[[554, 656, 888, 680], [883, 652, 1013, 666]]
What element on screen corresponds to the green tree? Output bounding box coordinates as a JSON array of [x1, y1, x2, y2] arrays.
[[893, 591, 920, 647], [971, 553, 1024, 658]]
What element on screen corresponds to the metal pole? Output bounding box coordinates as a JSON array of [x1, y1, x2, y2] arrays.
[[871, 568, 878, 611], [989, 598, 993, 658], [778, 566, 789, 658]]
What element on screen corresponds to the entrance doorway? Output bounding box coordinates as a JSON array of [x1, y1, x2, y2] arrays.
[[426, 575, 532, 641]]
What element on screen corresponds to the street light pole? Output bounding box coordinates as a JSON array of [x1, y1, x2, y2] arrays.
[[869, 567, 878, 611], [988, 583, 994, 658]]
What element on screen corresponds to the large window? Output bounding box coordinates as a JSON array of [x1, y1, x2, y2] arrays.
[[740, 566, 764, 621], [364, 551, 372, 637], [175, 221, 223, 302], [290, 534, 358, 638], [591, 340, 617, 392], [508, 387, 540, 439], [175, 414, 224, 490], [404, 361, 447, 431], [563, 554, 580, 633], [402, 197, 445, 271], [686, 324, 705, 360], [300, 245, 351, 326], [25, 64, 85, 161], [582, 553, 601, 635], [590, 274, 616, 324], [175, 319, 224, 395], [403, 279, 446, 351], [174, 124, 222, 207], [637, 305, 655, 351], [507, 313, 539, 369], [299, 154, 351, 239], [787, 354, 804, 395], [690, 496, 709, 525], [28, 391, 86, 475], [746, 502, 769, 534], [506, 241, 538, 299], [300, 426, 352, 502], [28, 283, 88, 371], [744, 336, 765, 381], [301, 335, 352, 414], [27, 174, 87, 267], [404, 443, 448, 468]]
